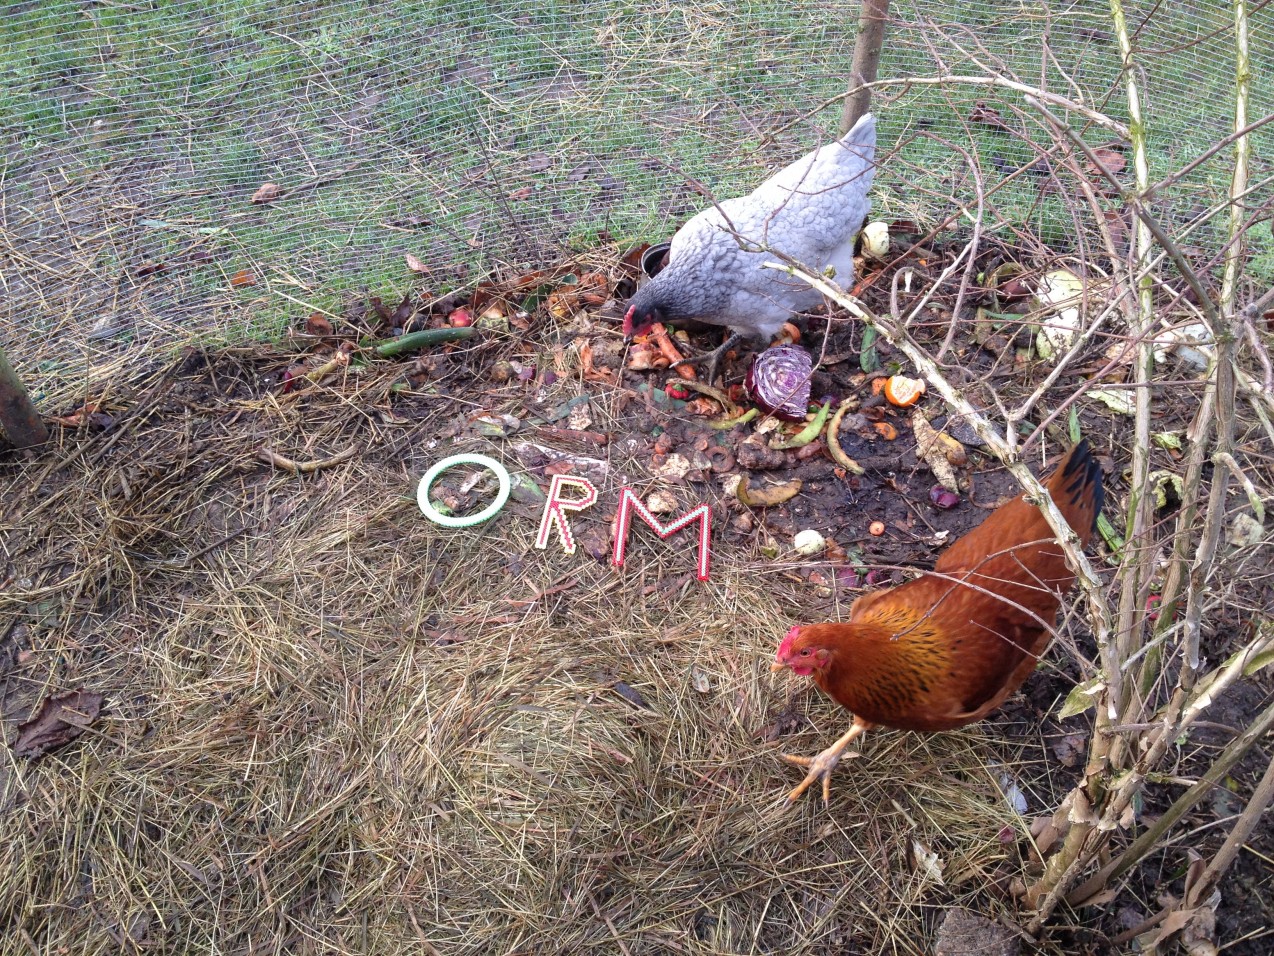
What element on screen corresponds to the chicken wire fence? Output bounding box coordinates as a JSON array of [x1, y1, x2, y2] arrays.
[[2, 0, 1270, 405]]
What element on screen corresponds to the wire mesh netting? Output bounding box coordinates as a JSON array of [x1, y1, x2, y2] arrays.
[[2, 0, 1270, 406], [5, 5, 1274, 954]]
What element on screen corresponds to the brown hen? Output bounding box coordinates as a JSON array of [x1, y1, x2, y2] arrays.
[[772, 439, 1104, 804]]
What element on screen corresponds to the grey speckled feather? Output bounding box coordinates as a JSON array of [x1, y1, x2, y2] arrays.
[[625, 114, 876, 341]]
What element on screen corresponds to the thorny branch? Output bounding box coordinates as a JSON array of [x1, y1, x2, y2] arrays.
[[762, 43, 1271, 934]]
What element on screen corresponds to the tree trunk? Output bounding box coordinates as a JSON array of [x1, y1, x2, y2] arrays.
[[839, 0, 890, 135], [0, 346, 49, 448]]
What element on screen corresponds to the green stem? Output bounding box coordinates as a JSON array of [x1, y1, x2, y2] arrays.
[[372, 327, 477, 358]]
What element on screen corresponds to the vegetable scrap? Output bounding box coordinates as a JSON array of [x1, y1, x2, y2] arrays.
[[746, 345, 813, 421]]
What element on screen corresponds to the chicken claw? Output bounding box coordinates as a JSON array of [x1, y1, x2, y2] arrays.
[[780, 748, 860, 805], [779, 717, 870, 807]]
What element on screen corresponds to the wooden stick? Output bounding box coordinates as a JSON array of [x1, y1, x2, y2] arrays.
[[839, 0, 890, 135], [258, 445, 359, 474]]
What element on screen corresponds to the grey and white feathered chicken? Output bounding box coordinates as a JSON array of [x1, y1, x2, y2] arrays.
[[624, 113, 877, 377]]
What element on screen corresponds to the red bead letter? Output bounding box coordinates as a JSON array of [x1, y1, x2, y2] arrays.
[[612, 487, 711, 581], [535, 475, 599, 555]]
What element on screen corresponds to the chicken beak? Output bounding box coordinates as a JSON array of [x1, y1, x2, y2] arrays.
[[770, 660, 787, 673]]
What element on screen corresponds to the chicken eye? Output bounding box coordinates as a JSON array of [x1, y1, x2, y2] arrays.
[[799, 648, 811, 657]]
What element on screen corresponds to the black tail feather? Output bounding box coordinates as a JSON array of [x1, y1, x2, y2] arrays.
[[1059, 438, 1105, 533]]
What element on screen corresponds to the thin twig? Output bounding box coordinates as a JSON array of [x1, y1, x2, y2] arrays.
[[258, 446, 360, 474], [1067, 687, 1274, 906], [765, 75, 1131, 142]]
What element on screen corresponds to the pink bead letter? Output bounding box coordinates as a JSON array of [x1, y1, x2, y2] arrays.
[[535, 474, 599, 555], [612, 487, 712, 581]]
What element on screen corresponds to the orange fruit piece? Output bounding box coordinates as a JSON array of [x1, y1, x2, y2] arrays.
[[874, 421, 898, 441], [883, 375, 926, 407]]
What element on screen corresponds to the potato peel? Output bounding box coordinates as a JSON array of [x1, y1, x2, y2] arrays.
[[911, 409, 961, 491], [826, 399, 866, 475], [737, 476, 802, 508]]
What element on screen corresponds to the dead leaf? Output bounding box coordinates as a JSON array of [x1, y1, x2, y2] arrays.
[[405, 253, 429, 273], [251, 182, 282, 204], [230, 269, 256, 288], [1088, 147, 1126, 178], [526, 152, 552, 172], [911, 409, 961, 491], [1030, 815, 1062, 856], [613, 682, 651, 709], [911, 839, 945, 885], [13, 690, 103, 759], [305, 313, 333, 336], [970, 100, 1010, 131], [135, 260, 167, 278], [1051, 732, 1087, 768], [507, 186, 534, 201]]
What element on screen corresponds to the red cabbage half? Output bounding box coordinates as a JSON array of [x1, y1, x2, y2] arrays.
[[746, 345, 813, 421]]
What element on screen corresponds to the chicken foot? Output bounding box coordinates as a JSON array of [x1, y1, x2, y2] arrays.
[[669, 332, 744, 386], [780, 717, 872, 806]]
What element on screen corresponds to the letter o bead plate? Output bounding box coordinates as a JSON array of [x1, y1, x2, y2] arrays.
[[417, 454, 511, 528]]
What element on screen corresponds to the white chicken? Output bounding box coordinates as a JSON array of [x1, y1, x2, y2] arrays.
[[624, 114, 877, 380]]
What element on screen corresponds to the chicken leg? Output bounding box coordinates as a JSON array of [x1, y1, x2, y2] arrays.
[[670, 332, 744, 387], [780, 716, 873, 806]]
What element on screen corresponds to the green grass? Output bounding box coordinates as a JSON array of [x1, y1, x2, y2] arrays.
[[1, 0, 1271, 381]]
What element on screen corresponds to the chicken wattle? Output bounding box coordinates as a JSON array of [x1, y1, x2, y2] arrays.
[[623, 113, 878, 361]]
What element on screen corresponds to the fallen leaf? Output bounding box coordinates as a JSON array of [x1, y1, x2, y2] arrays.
[[507, 186, 534, 201], [405, 253, 429, 273], [13, 690, 104, 759], [969, 100, 1009, 131], [1051, 732, 1087, 768], [1088, 387, 1135, 416], [613, 682, 651, 709], [251, 182, 282, 204], [230, 269, 256, 288], [691, 666, 710, 693], [911, 839, 945, 885], [859, 326, 880, 372], [305, 313, 333, 336], [1229, 511, 1264, 548], [1058, 676, 1105, 720], [526, 152, 552, 172], [1088, 147, 1126, 178], [135, 260, 167, 278]]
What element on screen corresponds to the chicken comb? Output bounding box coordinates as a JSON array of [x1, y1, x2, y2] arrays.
[[776, 626, 802, 661]]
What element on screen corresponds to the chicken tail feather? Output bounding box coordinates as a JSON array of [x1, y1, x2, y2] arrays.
[[840, 112, 876, 149], [1051, 438, 1105, 538]]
